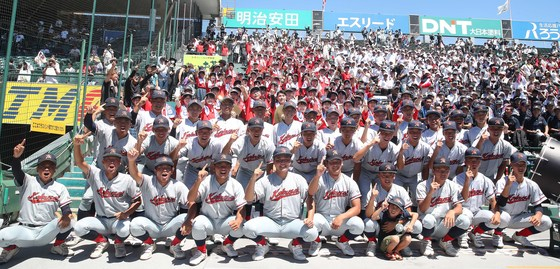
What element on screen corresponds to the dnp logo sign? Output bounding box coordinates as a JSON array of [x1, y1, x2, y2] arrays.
[[419, 16, 503, 38]]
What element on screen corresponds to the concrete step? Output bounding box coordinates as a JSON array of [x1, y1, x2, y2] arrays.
[[67, 187, 86, 198], [57, 178, 87, 188], [63, 172, 85, 178]]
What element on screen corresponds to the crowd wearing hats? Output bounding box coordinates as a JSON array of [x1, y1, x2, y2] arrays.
[[2, 29, 558, 265]]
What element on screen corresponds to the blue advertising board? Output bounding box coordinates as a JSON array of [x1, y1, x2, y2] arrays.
[[323, 12, 409, 33], [512, 21, 560, 41]]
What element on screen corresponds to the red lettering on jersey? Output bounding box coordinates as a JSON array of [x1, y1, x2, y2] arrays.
[[405, 156, 423, 165], [430, 196, 452, 207], [184, 132, 197, 139], [190, 155, 212, 163], [205, 192, 236, 204], [214, 128, 238, 138], [468, 189, 484, 197], [449, 159, 460, 165], [270, 188, 300, 201], [145, 151, 166, 160], [263, 134, 270, 138], [367, 160, 384, 167], [243, 154, 263, 163], [482, 153, 504, 161], [322, 190, 349, 200], [296, 156, 318, 164], [342, 155, 353, 161], [150, 195, 176, 206], [144, 123, 153, 132], [507, 195, 530, 204], [27, 192, 59, 204], [96, 187, 125, 198], [278, 133, 299, 145]]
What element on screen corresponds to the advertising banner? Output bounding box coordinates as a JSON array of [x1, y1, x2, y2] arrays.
[[512, 21, 560, 41], [222, 8, 313, 30], [419, 16, 502, 38], [323, 13, 409, 33]]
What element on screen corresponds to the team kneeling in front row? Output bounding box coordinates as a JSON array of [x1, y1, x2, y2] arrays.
[[0, 136, 551, 264]]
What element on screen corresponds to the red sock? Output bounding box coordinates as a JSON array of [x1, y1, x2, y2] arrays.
[[472, 225, 485, 235], [171, 237, 181, 246], [94, 234, 107, 243], [144, 237, 154, 245], [53, 239, 65, 246], [197, 244, 207, 253], [442, 234, 454, 242], [423, 237, 431, 241], [114, 238, 123, 244], [257, 237, 267, 245], [368, 237, 377, 242], [494, 230, 503, 236], [291, 238, 302, 246], [516, 228, 533, 237], [4, 245, 17, 251], [314, 237, 321, 243], [223, 237, 234, 246], [338, 235, 349, 243]]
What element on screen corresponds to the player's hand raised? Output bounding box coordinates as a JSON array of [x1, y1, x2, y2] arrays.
[[198, 163, 209, 179], [436, 138, 443, 148], [13, 139, 26, 158], [325, 137, 334, 150], [127, 148, 139, 161], [430, 181, 440, 192], [138, 125, 149, 142], [465, 167, 474, 181], [253, 161, 265, 179]]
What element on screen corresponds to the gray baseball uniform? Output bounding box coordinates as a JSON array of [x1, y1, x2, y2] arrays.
[[273, 120, 302, 148], [231, 136, 275, 188], [421, 128, 444, 147], [178, 138, 222, 188], [332, 136, 364, 176], [141, 135, 179, 175], [478, 139, 517, 180], [135, 110, 173, 135], [432, 142, 467, 179], [396, 140, 432, 203], [292, 138, 326, 182], [212, 116, 245, 148], [358, 142, 399, 207]]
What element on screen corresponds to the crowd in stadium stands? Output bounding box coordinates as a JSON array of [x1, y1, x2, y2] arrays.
[[2, 24, 560, 265]]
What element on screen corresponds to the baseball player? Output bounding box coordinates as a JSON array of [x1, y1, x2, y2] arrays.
[[126, 152, 190, 260], [291, 122, 327, 183], [172, 120, 222, 188], [396, 120, 432, 204], [211, 97, 245, 147], [222, 117, 275, 189], [245, 100, 274, 145], [393, 99, 417, 145], [363, 163, 422, 257], [430, 121, 467, 179], [327, 117, 363, 178], [494, 152, 552, 248], [448, 109, 470, 146], [453, 147, 510, 249], [467, 105, 490, 148], [421, 110, 444, 147], [243, 146, 319, 261], [318, 109, 342, 145], [347, 107, 376, 143], [307, 150, 364, 257], [73, 140, 141, 259], [83, 97, 118, 166], [272, 101, 302, 148], [184, 154, 246, 265], [136, 115, 180, 176], [133, 90, 173, 134], [476, 117, 517, 182], [354, 120, 399, 208], [416, 157, 471, 257], [0, 141, 74, 264], [173, 99, 202, 183], [369, 105, 389, 133]]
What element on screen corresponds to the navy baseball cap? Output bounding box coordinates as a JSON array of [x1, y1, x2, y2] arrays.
[[474, 105, 489, 113], [104, 97, 119, 108], [511, 152, 528, 163], [374, 105, 388, 113], [301, 122, 317, 132], [273, 146, 293, 158], [221, 97, 234, 105], [205, 92, 216, 99], [321, 99, 332, 105], [348, 107, 362, 116], [442, 121, 457, 131], [196, 120, 213, 130], [250, 87, 260, 93], [153, 115, 170, 129], [326, 150, 343, 161], [115, 109, 132, 120], [188, 100, 202, 108], [214, 154, 233, 165], [297, 99, 308, 106], [102, 147, 122, 159], [401, 90, 415, 99], [37, 153, 57, 166], [253, 100, 267, 108], [408, 120, 425, 130], [379, 120, 396, 132], [488, 117, 505, 127], [307, 88, 318, 92], [326, 108, 340, 116], [132, 93, 142, 100], [433, 157, 450, 167], [426, 110, 441, 118], [283, 101, 297, 110], [401, 100, 415, 109], [154, 155, 174, 168], [151, 90, 167, 100], [388, 197, 407, 213], [247, 118, 264, 129], [449, 109, 466, 118], [465, 147, 482, 158], [304, 109, 318, 115], [379, 163, 397, 173], [340, 117, 358, 128]]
